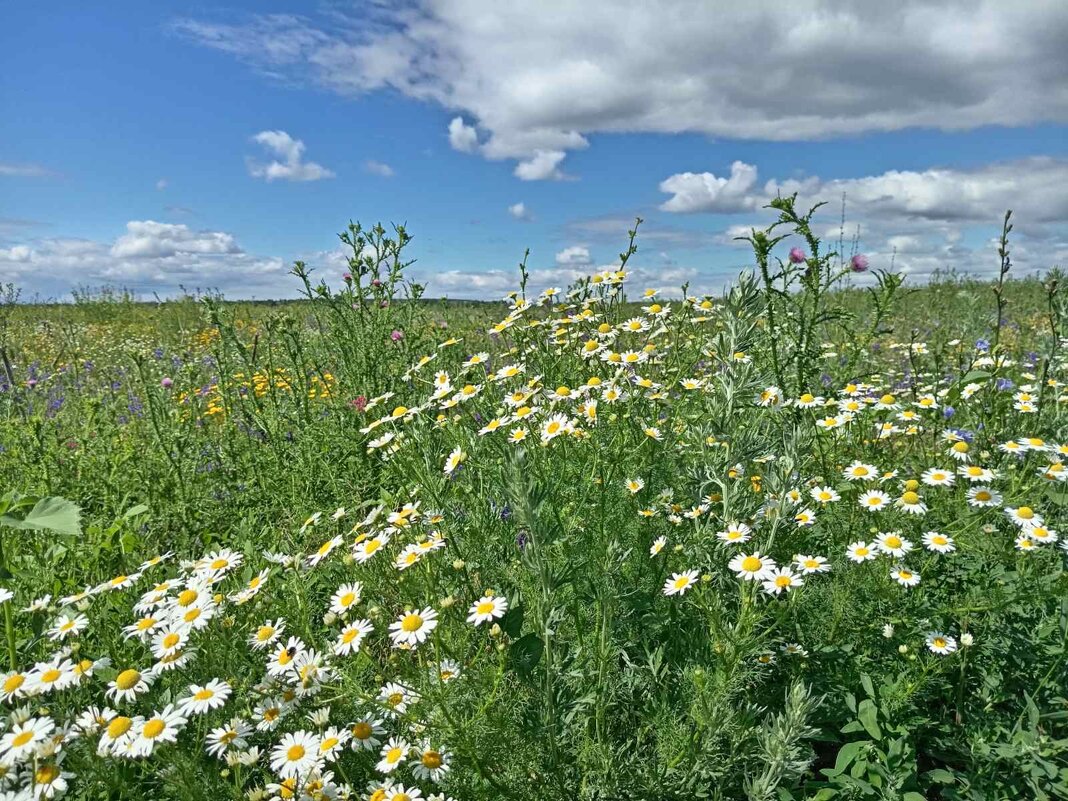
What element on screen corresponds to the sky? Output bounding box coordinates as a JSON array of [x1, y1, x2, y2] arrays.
[[2, 1, 1068, 300]]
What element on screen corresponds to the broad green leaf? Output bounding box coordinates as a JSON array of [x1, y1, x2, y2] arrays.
[[857, 699, 881, 740], [508, 633, 544, 677], [0, 496, 82, 536]]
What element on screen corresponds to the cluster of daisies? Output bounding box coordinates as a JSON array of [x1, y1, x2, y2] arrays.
[[0, 498, 524, 799]]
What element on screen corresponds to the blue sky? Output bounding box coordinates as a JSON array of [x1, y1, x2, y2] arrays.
[[3, 1, 1067, 299]]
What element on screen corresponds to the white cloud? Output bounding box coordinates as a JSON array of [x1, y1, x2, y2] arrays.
[[686, 157, 1068, 279], [508, 202, 532, 221], [0, 221, 289, 298], [110, 221, 241, 259], [156, 178, 168, 191], [247, 130, 334, 182], [0, 245, 31, 262], [0, 161, 53, 178], [447, 117, 479, 153], [176, 3, 1068, 178], [555, 245, 592, 266], [658, 161, 760, 213], [514, 150, 567, 181], [363, 160, 395, 177]]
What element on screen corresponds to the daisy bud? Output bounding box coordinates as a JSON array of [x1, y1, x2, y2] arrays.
[[882, 624, 894, 638], [960, 632, 974, 646], [898, 644, 908, 654], [489, 624, 502, 638], [440, 596, 456, 609], [323, 612, 337, 626], [452, 559, 465, 570]]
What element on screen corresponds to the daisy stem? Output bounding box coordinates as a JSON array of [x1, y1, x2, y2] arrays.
[[0, 532, 13, 670]]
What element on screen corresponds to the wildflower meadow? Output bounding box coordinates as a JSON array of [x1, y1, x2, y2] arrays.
[[0, 199, 1066, 800]]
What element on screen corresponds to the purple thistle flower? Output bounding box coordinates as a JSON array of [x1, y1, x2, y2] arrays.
[[788, 246, 806, 264], [850, 253, 869, 272]]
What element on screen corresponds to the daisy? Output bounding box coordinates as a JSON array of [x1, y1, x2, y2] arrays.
[[377, 683, 417, 718], [717, 522, 752, 544], [846, 541, 877, 563], [26, 658, 78, 695], [151, 626, 190, 660], [106, 668, 152, 703], [1006, 506, 1043, 528], [389, 607, 439, 648], [434, 659, 462, 683], [890, 566, 920, 587], [376, 737, 411, 774], [267, 636, 306, 677], [329, 583, 364, 617], [271, 730, 322, 779], [333, 619, 373, 657], [922, 531, 956, 553], [794, 507, 817, 526], [395, 544, 425, 571], [97, 715, 135, 756], [895, 491, 927, 515], [350, 717, 386, 751], [30, 758, 73, 798], [467, 593, 509, 625], [412, 742, 452, 782], [47, 613, 88, 642], [316, 726, 349, 762], [0, 670, 27, 703], [662, 569, 699, 596], [443, 447, 465, 476], [925, 632, 958, 655], [180, 679, 232, 716], [205, 718, 251, 759], [254, 698, 286, 732], [1016, 535, 1037, 551], [624, 477, 645, 494], [967, 486, 1002, 507], [0, 716, 54, 764], [875, 532, 913, 558], [649, 536, 667, 556], [843, 462, 878, 481], [793, 555, 830, 574], [921, 468, 955, 487], [810, 486, 840, 504], [858, 489, 891, 512], [762, 568, 803, 595], [959, 465, 996, 483], [250, 619, 285, 651], [132, 705, 187, 757], [729, 552, 775, 581], [354, 534, 391, 564], [1026, 525, 1058, 544], [307, 536, 344, 568]]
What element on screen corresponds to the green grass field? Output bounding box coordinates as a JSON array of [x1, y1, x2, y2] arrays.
[[0, 206, 1066, 800]]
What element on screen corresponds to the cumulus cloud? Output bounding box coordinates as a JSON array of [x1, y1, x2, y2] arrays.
[[363, 160, 395, 177], [110, 221, 240, 259], [674, 157, 1068, 279], [447, 117, 479, 153], [247, 130, 334, 182], [555, 245, 592, 266], [176, 3, 1068, 179], [514, 150, 568, 181], [0, 221, 289, 299], [508, 202, 532, 221], [658, 161, 761, 213]]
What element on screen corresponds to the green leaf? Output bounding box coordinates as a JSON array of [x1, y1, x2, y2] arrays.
[[122, 504, 149, 520], [499, 603, 524, 638], [960, 370, 992, 383], [927, 768, 956, 784], [508, 633, 543, 677], [0, 496, 82, 536], [857, 699, 881, 740], [902, 793, 927, 801], [826, 741, 868, 777]]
